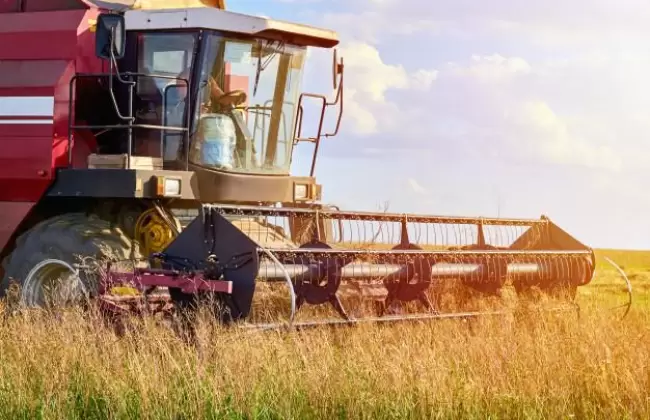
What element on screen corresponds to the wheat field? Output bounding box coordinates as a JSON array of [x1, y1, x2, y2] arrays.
[[0, 248, 648, 419]]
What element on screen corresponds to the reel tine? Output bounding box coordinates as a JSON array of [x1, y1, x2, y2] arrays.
[[258, 247, 297, 328], [604, 256, 633, 319]]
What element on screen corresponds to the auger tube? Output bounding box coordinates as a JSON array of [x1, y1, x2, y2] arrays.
[[256, 255, 593, 281]]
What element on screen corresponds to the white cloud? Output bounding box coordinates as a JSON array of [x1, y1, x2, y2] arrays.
[[407, 178, 428, 195], [313, 44, 624, 171], [320, 11, 448, 44], [325, 0, 650, 50], [411, 69, 439, 90], [338, 42, 410, 101], [451, 54, 531, 81], [344, 89, 378, 135], [308, 41, 438, 135], [515, 101, 621, 171]]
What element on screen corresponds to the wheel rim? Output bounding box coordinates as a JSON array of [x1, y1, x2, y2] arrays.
[[21, 259, 89, 308]]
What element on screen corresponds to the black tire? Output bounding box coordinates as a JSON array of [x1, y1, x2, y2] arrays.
[[0, 212, 138, 307]]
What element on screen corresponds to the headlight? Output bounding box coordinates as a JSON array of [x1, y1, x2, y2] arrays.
[[154, 176, 182, 197], [294, 184, 308, 200], [164, 178, 181, 196]]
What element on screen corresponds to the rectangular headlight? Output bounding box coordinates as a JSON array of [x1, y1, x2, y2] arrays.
[[294, 183, 308, 200], [164, 178, 181, 196]]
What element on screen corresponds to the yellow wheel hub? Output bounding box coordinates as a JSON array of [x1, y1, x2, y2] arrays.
[[135, 208, 179, 256], [110, 208, 180, 297]]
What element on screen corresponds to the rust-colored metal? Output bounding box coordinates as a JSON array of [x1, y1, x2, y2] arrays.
[[100, 266, 233, 295], [97, 261, 232, 309]]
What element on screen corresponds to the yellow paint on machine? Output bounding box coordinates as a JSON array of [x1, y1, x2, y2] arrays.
[[133, 0, 226, 9]]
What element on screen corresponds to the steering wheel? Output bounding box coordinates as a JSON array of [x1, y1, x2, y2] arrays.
[[214, 89, 248, 107]]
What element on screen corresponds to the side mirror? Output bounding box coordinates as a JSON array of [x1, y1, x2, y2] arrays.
[[95, 13, 126, 60], [332, 49, 338, 90], [332, 48, 344, 90]]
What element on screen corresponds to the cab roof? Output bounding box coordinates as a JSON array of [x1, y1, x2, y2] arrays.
[[84, 0, 339, 48]]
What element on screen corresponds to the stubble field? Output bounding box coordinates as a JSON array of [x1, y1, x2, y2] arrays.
[[0, 248, 648, 419]]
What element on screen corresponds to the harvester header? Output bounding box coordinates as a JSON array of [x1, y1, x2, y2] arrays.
[[0, 0, 620, 334]]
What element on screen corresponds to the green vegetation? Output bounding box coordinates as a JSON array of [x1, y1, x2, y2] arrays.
[[0, 249, 648, 419], [593, 248, 650, 271]]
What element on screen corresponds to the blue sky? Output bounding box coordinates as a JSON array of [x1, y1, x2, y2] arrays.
[[224, 0, 650, 250]]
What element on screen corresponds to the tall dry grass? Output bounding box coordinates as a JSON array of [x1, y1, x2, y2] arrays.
[[0, 296, 648, 419], [0, 245, 646, 418]]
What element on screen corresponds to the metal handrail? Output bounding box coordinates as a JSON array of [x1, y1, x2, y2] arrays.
[[66, 72, 191, 169]]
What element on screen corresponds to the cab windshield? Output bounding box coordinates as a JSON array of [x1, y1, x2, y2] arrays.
[[189, 34, 306, 175]]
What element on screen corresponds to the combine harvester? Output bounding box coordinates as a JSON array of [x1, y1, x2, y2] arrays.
[[0, 0, 629, 331]]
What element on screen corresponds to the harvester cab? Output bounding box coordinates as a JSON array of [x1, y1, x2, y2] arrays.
[[85, 0, 342, 202], [0, 0, 628, 332]]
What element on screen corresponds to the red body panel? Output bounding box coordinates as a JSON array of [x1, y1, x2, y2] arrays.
[[0, 202, 36, 253], [0, 4, 103, 252], [0, 0, 86, 13]]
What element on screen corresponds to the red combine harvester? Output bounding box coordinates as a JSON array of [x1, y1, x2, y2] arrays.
[[0, 0, 623, 330]]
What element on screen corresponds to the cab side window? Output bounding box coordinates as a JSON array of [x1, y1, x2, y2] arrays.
[[134, 33, 196, 127]]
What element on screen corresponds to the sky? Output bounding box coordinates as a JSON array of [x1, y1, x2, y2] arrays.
[[225, 0, 650, 250]]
